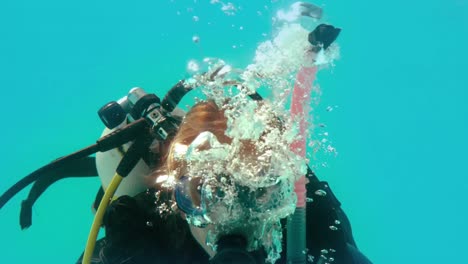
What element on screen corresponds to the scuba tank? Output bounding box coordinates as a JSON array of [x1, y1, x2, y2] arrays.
[[96, 125, 151, 198], [95, 87, 186, 198], [0, 81, 192, 228]]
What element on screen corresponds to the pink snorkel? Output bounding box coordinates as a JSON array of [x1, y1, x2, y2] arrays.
[[286, 3, 341, 263], [285, 4, 321, 263], [287, 65, 317, 264], [291, 66, 317, 206]]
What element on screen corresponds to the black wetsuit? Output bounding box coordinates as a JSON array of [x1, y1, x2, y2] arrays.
[[77, 170, 372, 264]]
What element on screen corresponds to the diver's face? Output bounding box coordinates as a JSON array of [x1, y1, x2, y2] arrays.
[[178, 132, 287, 256]]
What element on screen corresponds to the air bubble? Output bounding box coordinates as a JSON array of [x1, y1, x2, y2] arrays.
[[146, 221, 153, 227], [154, 190, 161, 199], [187, 60, 200, 72], [329, 225, 338, 231], [334, 220, 341, 225], [315, 189, 327, 196], [326, 145, 336, 152], [221, 2, 237, 15], [306, 197, 314, 203], [326, 105, 339, 112]]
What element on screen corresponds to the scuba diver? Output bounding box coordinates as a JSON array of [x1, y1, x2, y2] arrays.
[[0, 3, 372, 264]]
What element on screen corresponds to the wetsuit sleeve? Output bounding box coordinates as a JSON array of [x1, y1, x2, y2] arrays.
[[346, 243, 373, 264], [305, 169, 372, 264]]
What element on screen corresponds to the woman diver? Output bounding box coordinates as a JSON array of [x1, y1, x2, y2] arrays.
[[0, 6, 373, 264], [77, 98, 372, 264], [74, 22, 372, 263]]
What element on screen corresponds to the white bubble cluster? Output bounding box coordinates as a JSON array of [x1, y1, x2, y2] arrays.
[[276, 2, 304, 22], [170, 17, 340, 264], [210, 0, 237, 16], [187, 59, 200, 72]]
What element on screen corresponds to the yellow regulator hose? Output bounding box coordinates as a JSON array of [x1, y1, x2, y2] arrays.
[[82, 173, 123, 264]]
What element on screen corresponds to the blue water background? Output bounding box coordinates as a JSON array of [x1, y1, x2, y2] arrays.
[[0, 0, 467, 263]]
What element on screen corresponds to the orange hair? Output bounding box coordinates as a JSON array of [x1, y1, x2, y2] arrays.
[[167, 100, 233, 172], [150, 100, 231, 183], [151, 98, 282, 188]]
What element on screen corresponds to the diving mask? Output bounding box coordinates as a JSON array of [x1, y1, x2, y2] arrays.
[[175, 173, 288, 228], [173, 132, 295, 227]]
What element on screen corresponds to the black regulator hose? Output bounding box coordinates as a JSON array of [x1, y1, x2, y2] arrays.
[[0, 118, 150, 210], [0, 144, 98, 210], [161, 80, 193, 112], [19, 156, 98, 229]]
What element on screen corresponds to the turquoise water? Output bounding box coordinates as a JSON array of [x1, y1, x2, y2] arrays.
[[0, 0, 467, 263]]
